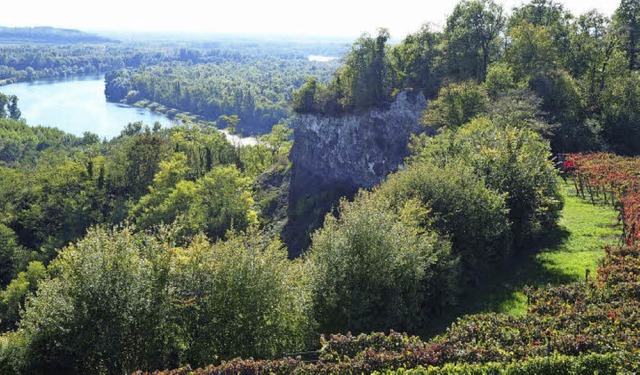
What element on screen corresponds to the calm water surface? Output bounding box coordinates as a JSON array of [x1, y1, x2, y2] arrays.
[[0, 75, 175, 139]]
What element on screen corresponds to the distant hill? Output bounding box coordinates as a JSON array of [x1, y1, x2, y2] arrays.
[[0, 26, 118, 44]]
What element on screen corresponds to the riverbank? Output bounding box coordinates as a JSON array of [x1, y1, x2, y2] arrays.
[[130, 99, 259, 146], [1, 74, 259, 145]]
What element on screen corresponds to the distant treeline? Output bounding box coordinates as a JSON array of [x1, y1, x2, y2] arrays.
[[0, 45, 177, 85], [0, 37, 347, 87], [0, 26, 117, 44], [104, 58, 338, 134]]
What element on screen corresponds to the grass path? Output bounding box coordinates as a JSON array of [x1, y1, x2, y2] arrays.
[[424, 179, 621, 336]]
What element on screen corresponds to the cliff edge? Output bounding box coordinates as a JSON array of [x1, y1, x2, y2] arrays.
[[285, 91, 432, 255]]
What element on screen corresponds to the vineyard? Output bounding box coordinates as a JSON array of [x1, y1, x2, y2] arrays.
[[566, 153, 640, 246], [138, 153, 640, 374]]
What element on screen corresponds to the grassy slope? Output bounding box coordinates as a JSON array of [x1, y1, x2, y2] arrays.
[[424, 179, 621, 335]]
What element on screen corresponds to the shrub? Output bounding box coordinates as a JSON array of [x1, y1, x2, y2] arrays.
[[0, 227, 313, 373], [378, 161, 511, 280], [307, 191, 458, 334], [171, 231, 314, 366], [412, 117, 563, 245], [421, 81, 488, 130]]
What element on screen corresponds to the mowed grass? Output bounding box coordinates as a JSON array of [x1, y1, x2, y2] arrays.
[[424, 178, 621, 336]]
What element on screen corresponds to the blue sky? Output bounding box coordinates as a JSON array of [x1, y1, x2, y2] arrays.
[[0, 0, 621, 38]]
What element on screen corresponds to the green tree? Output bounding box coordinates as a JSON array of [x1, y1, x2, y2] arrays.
[[443, 0, 505, 81], [0, 227, 313, 373], [132, 164, 257, 241], [509, 0, 570, 32], [569, 11, 619, 112], [601, 72, 640, 155], [486, 88, 549, 135], [614, 0, 640, 70], [124, 127, 168, 199], [129, 152, 192, 230], [172, 231, 313, 366], [10, 227, 174, 374], [0, 261, 47, 330], [412, 117, 563, 245], [291, 77, 318, 114], [0, 225, 22, 286], [7, 96, 20, 121], [0, 94, 7, 119], [390, 24, 443, 97], [259, 124, 293, 158], [187, 165, 257, 239], [529, 69, 584, 128], [218, 114, 240, 134], [505, 21, 558, 80], [485, 62, 518, 97], [422, 81, 488, 129], [378, 160, 511, 280], [509, 0, 572, 69], [338, 28, 393, 109], [308, 191, 458, 334]]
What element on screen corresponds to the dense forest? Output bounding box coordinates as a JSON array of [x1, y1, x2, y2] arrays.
[[1, 39, 341, 134], [104, 58, 338, 134], [1, 0, 640, 373], [0, 45, 175, 85]]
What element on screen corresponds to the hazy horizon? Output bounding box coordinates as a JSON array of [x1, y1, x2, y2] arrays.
[[1, 0, 621, 39]]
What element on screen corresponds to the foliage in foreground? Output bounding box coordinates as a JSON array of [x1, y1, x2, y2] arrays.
[[139, 152, 640, 374], [136, 241, 640, 374], [0, 227, 312, 374]]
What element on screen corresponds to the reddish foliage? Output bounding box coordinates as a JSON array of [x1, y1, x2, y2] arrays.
[[566, 153, 640, 245]]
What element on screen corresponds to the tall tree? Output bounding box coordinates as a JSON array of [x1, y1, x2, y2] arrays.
[[614, 0, 640, 70], [443, 0, 505, 82], [390, 24, 443, 97], [0, 94, 7, 119], [569, 11, 620, 112], [339, 28, 393, 109], [8, 95, 20, 120], [505, 21, 558, 80], [509, 0, 572, 71], [509, 0, 568, 29]]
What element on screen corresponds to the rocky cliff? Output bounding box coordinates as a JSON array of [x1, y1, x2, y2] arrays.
[[284, 91, 433, 255]]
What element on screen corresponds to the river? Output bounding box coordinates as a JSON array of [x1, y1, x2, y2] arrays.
[[0, 75, 258, 146]]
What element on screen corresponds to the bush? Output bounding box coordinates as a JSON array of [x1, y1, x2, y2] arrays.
[[378, 161, 511, 280], [0, 227, 313, 374], [421, 81, 488, 130], [412, 117, 563, 245], [307, 191, 458, 334], [171, 231, 314, 366], [384, 352, 639, 374]]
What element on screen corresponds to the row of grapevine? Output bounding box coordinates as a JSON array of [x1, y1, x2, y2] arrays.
[[564, 153, 640, 244]]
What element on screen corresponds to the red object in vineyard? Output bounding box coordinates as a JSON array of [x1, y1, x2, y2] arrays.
[[562, 159, 576, 173], [567, 153, 640, 245]]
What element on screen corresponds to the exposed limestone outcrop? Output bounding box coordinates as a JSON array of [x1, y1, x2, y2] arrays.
[[285, 91, 433, 256]]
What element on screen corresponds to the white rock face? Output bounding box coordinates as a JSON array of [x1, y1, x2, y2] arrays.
[[285, 91, 434, 255], [290, 91, 432, 189]]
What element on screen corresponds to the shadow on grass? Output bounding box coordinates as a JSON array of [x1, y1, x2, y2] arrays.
[[422, 224, 575, 338]]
